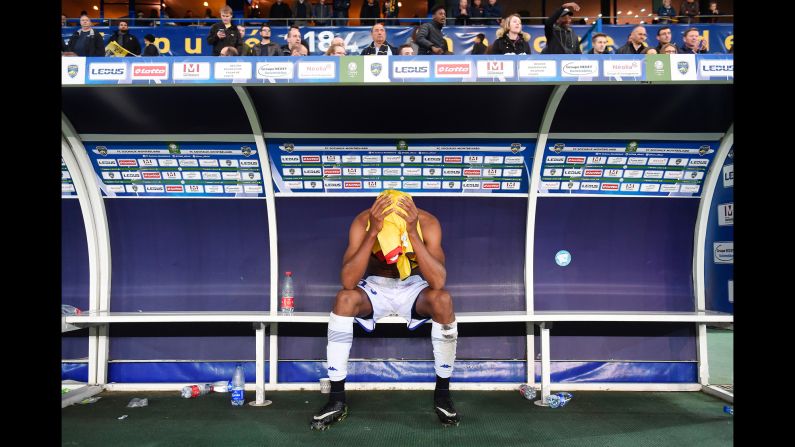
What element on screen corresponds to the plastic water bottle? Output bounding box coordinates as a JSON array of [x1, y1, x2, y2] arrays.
[[724, 405, 733, 415], [231, 365, 245, 406], [181, 384, 212, 398], [61, 304, 82, 316], [518, 384, 536, 400], [280, 272, 295, 315], [545, 392, 573, 408]]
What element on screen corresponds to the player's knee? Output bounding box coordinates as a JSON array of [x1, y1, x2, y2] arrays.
[[431, 289, 454, 313], [334, 289, 361, 313]]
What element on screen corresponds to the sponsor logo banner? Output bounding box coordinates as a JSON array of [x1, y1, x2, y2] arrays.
[[476, 60, 515, 78], [603, 59, 642, 77], [298, 61, 336, 79], [88, 63, 127, 80], [256, 62, 294, 80], [131, 63, 169, 79], [435, 61, 472, 78], [561, 60, 599, 77], [392, 60, 431, 79], [173, 62, 211, 80], [518, 60, 556, 77], [713, 241, 733, 264]]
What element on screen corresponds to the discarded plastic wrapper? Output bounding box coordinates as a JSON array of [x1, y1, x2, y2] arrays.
[[127, 398, 149, 408], [80, 396, 102, 404]]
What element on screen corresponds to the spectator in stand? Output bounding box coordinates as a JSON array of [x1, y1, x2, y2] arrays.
[[681, 27, 708, 53], [455, 0, 472, 25], [680, 0, 700, 24], [398, 43, 414, 55], [270, 0, 293, 26], [333, 0, 351, 26], [207, 5, 242, 56], [183, 10, 195, 26], [294, 0, 314, 26], [660, 43, 678, 54], [542, 2, 581, 54], [281, 25, 305, 55], [331, 36, 345, 47], [62, 13, 67, 27], [469, 0, 485, 25], [383, 0, 400, 26], [107, 20, 141, 56], [706, 2, 720, 23], [643, 48, 657, 54], [360, 0, 381, 26], [67, 14, 106, 56], [237, 25, 253, 55], [471, 32, 487, 54], [416, 5, 449, 55], [616, 25, 647, 54], [313, 0, 333, 25], [147, 9, 160, 26], [587, 32, 614, 54], [220, 46, 239, 56], [251, 23, 283, 56], [654, 26, 679, 53], [657, 0, 676, 24], [142, 34, 161, 56], [326, 43, 347, 55], [483, 0, 502, 25], [291, 44, 309, 56], [488, 14, 530, 54], [360, 22, 398, 55], [202, 8, 215, 26]]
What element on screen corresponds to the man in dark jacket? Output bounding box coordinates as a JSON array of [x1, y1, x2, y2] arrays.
[[416, 5, 448, 55], [360, 0, 380, 26], [107, 20, 141, 56], [616, 25, 647, 54], [67, 14, 106, 56], [541, 2, 581, 54], [207, 5, 242, 56], [360, 22, 398, 55], [333, 0, 351, 26], [251, 23, 282, 56], [270, 0, 293, 26]]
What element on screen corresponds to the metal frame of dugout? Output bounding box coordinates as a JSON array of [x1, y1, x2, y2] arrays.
[[62, 81, 733, 408]]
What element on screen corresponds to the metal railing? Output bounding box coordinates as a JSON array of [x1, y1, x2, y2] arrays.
[[63, 14, 733, 28]]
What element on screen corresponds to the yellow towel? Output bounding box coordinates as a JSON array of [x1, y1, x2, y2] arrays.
[[366, 190, 423, 280]]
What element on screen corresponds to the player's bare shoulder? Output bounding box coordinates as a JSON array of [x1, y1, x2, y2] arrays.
[[418, 208, 441, 231]]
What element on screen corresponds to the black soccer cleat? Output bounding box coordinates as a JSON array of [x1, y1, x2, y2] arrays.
[[310, 400, 349, 431], [434, 397, 461, 427]]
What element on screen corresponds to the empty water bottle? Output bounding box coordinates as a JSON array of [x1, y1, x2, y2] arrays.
[[518, 384, 536, 400], [61, 304, 82, 316], [231, 365, 245, 406], [181, 383, 212, 398], [545, 392, 573, 408], [724, 405, 733, 415]]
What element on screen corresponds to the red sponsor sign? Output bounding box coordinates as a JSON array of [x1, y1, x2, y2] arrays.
[[566, 157, 586, 164], [584, 169, 603, 176], [444, 156, 463, 163], [142, 172, 162, 179], [133, 65, 167, 77], [463, 169, 482, 176], [482, 182, 500, 189], [166, 185, 184, 192], [302, 155, 321, 163], [323, 168, 341, 175], [601, 183, 619, 190], [436, 63, 471, 76], [344, 181, 362, 188], [118, 159, 137, 166]]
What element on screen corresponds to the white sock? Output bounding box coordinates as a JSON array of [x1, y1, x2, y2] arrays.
[[326, 312, 354, 381], [431, 320, 457, 378]]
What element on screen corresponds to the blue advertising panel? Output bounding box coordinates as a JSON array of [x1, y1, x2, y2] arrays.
[[265, 139, 534, 195], [61, 24, 733, 56], [705, 145, 733, 313], [62, 157, 77, 197], [83, 142, 265, 198], [538, 140, 719, 197]]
